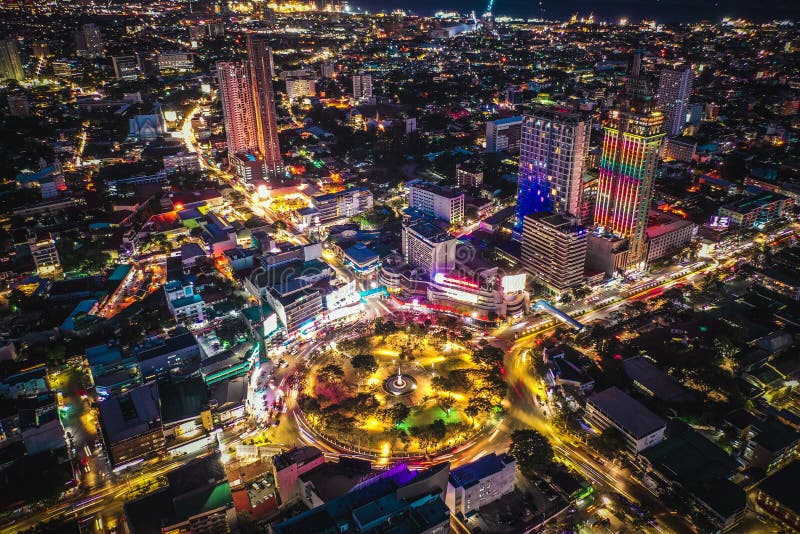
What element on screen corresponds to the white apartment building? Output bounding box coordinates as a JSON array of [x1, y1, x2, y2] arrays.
[[401, 219, 457, 276], [310, 187, 373, 226], [407, 181, 464, 225], [485, 116, 523, 153], [352, 73, 373, 101], [521, 213, 587, 295], [657, 67, 694, 137], [285, 76, 317, 102], [446, 453, 516, 516], [157, 51, 194, 73]]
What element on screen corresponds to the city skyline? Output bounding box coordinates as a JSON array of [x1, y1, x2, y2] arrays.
[[0, 4, 799, 533]]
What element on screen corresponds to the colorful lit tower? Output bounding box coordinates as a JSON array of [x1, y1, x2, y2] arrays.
[[594, 53, 665, 267]]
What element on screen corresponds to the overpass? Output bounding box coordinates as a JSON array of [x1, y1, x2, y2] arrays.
[[533, 300, 584, 331]]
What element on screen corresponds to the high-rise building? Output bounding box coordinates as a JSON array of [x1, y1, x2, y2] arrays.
[[217, 61, 257, 156], [321, 61, 335, 78], [74, 23, 104, 58], [407, 181, 464, 225], [7, 94, 30, 117], [521, 213, 587, 294], [485, 116, 523, 153], [352, 73, 373, 101], [246, 36, 284, 179], [28, 231, 61, 278], [112, 55, 142, 81], [31, 41, 50, 60], [514, 107, 591, 230], [0, 39, 24, 82], [594, 54, 665, 267], [657, 67, 694, 137], [401, 219, 457, 277], [285, 75, 316, 102]]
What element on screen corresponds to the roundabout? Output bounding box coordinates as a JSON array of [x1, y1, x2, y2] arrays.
[[294, 319, 507, 459]]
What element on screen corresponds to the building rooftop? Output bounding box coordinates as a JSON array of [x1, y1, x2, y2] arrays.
[[409, 181, 463, 199], [448, 452, 513, 490], [98, 381, 161, 445], [344, 243, 379, 266], [622, 356, 693, 403], [404, 219, 454, 243], [588, 386, 666, 439], [721, 192, 788, 214], [158, 377, 208, 425], [642, 420, 738, 484], [299, 458, 376, 503], [757, 461, 800, 516], [273, 446, 323, 471]]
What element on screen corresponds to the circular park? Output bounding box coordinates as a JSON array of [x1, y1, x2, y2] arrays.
[[296, 318, 508, 459]]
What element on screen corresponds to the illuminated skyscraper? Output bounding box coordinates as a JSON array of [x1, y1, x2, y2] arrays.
[[217, 61, 257, 155], [594, 54, 665, 267], [657, 66, 694, 137], [0, 38, 24, 82], [74, 23, 104, 58], [514, 107, 591, 231], [246, 36, 284, 179]]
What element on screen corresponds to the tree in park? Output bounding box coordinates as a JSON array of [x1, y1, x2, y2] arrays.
[[509, 429, 554, 475], [388, 402, 411, 425], [351, 353, 378, 374], [412, 419, 447, 453], [474, 344, 505, 368], [317, 363, 345, 384]]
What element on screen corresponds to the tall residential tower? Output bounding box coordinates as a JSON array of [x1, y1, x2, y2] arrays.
[[246, 36, 283, 179], [514, 107, 591, 231], [0, 39, 24, 82], [217, 61, 257, 155], [217, 37, 284, 182], [657, 67, 694, 137]]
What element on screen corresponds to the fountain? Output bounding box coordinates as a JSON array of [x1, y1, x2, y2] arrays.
[[382, 363, 417, 396]]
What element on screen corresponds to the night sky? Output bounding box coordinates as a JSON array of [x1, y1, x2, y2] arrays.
[[355, 0, 800, 22]]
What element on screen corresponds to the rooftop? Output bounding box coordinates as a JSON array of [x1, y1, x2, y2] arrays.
[[588, 386, 666, 439], [622, 356, 693, 403], [98, 382, 161, 444], [404, 219, 454, 243], [449, 452, 514, 489], [642, 420, 738, 484], [721, 192, 788, 214], [273, 446, 323, 471], [757, 461, 800, 516]]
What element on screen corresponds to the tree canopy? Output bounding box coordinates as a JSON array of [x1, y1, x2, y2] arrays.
[[509, 429, 554, 475]]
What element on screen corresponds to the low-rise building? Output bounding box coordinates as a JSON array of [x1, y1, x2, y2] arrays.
[[446, 452, 515, 516], [742, 417, 800, 474], [98, 381, 165, 467], [157, 51, 194, 73], [754, 461, 800, 532], [718, 192, 792, 230], [645, 211, 695, 264], [163, 151, 200, 174], [272, 446, 326, 504], [585, 386, 666, 453]]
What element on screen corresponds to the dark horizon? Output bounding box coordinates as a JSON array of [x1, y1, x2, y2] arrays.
[[353, 0, 800, 22]]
